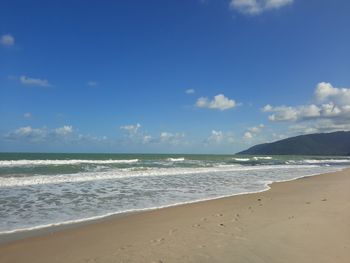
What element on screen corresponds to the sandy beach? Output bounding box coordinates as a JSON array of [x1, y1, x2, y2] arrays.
[[0, 168, 349, 263]]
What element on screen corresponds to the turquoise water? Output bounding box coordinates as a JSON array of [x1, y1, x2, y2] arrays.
[[0, 153, 349, 235]]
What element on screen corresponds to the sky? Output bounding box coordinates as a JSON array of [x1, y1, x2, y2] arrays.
[[1, 0, 350, 154]]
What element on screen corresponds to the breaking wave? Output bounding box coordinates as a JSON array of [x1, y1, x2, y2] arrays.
[[0, 159, 139, 167]]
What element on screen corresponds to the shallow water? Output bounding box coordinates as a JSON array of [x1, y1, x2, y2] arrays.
[[0, 153, 348, 234]]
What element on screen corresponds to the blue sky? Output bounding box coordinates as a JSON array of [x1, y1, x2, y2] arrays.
[[1, 0, 350, 153]]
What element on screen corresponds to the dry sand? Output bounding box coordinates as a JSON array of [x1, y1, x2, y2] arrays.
[[0, 168, 349, 263]]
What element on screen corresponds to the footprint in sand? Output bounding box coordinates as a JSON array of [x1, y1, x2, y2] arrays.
[[151, 238, 165, 245], [321, 198, 327, 201], [214, 213, 224, 217], [168, 228, 178, 235], [192, 223, 201, 228], [113, 244, 132, 254], [200, 217, 208, 222], [197, 244, 206, 249]]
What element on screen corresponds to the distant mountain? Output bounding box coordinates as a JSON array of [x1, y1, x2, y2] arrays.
[[237, 131, 350, 156]]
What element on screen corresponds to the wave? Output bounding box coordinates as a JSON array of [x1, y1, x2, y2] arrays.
[[0, 159, 139, 167], [253, 156, 272, 160], [287, 159, 350, 165], [0, 166, 344, 236], [166, 157, 185, 162], [233, 157, 273, 162], [0, 164, 319, 188], [232, 158, 250, 161]]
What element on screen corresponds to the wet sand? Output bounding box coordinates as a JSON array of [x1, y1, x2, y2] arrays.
[[0, 168, 349, 263]]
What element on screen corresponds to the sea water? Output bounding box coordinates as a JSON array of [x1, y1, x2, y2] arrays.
[[0, 153, 349, 235]]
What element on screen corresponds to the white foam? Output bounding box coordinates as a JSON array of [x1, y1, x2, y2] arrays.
[[0, 159, 139, 167], [0, 166, 345, 236], [288, 159, 350, 165], [0, 164, 319, 188], [166, 157, 185, 162], [253, 156, 273, 160], [233, 158, 250, 161]]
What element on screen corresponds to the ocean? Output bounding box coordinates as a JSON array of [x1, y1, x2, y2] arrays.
[[0, 152, 349, 235]]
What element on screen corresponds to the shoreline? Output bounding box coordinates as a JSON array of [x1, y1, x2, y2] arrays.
[[1, 168, 349, 262], [0, 167, 345, 244]]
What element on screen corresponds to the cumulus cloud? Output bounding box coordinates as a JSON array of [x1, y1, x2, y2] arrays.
[[247, 124, 264, 133], [55, 125, 73, 136], [159, 132, 185, 145], [119, 123, 186, 146], [263, 82, 350, 122], [230, 0, 293, 15], [208, 130, 224, 143], [206, 130, 234, 144], [290, 119, 350, 135], [243, 131, 253, 140], [263, 82, 350, 133], [120, 123, 141, 135], [5, 126, 47, 142], [5, 125, 74, 143], [315, 82, 350, 105], [196, 94, 237, 111], [185, 89, 195, 94], [0, 34, 15, 46], [142, 135, 153, 144], [19, 75, 52, 87], [243, 124, 264, 140]]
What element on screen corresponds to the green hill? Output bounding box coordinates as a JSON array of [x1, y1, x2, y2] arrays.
[[237, 131, 350, 156]]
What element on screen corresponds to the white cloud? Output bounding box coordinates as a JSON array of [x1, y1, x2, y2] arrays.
[[0, 34, 15, 46], [23, 112, 32, 118], [272, 133, 287, 140], [119, 124, 186, 146], [242, 124, 265, 141], [55, 125, 73, 136], [208, 130, 224, 143], [298, 104, 321, 118], [289, 119, 350, 135], [185, 89, 195, 94], [247, 124, 264, 133], [230, 0, 293, 15], [263, 82, 350, 134], [243, 131, 253, 140], [20, 75, 52, 87], [120, 123, 141, 135], [263, 82, 350, 122], [196, 94, 237, 111], [206, 130, 235, 144], [315, 82, 350, 105], [7, 126, 46, 142], [159, 132, 185, 145], [142, 135, 153, 144], [263, 105, 298, 121], [87, 81, 98, 87], [5, 125, 74, 142]]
